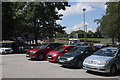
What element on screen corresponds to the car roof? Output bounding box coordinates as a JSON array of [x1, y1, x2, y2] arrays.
[[77, 46, 89, 48]]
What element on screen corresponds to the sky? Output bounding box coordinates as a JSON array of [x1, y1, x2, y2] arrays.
[[56, 2, 107, 34]]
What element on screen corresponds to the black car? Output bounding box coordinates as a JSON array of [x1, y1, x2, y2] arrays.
[[57, 46, 94, 68], [11, 42, 29, 53]]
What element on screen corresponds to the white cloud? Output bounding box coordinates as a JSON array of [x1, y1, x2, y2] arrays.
[[64, 22, 96, 34], [87, 28, 96, 32], [58, 2, 107, 17], [56, 20, 62, 24], [58, 3, 96, 17], [69, 0, 109, 2], [86, 2, 107, 9]]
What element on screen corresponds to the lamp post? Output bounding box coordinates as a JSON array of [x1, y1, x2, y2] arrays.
[[83, 8, 86, 42]]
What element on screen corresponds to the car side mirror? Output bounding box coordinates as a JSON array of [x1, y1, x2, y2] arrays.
[[81, 51, 84, 53], [47, 47, 50, 49]]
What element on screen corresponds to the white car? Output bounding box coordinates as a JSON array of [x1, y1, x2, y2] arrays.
[[0, 43, 13, 54]]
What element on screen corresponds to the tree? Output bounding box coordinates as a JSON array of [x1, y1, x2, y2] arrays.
[[22, 2, 69, 44], [2, 2, 70, 44], [94, 2, 120, 44]]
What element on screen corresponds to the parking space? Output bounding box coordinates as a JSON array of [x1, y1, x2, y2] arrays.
[[1, 54, 120, 79]]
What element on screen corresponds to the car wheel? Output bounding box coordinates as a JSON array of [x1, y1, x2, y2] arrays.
[[110, 64, 117, 74], [38, 53, 44, 60], [77, 60, 82, 68]]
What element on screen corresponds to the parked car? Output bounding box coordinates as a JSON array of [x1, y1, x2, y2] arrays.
[[47, 45, 76, 62], [11, 42, 29, 53], [0, 43, 13, 54], [26, 43, 63, 60], [93, 44, 107, 50], [76, 42, 93, 46], [83, 47, 120, 74], [58, 46, 94, 68]]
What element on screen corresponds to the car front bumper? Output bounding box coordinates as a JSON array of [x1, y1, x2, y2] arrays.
[[26, 52, 37, 59], [83, 63, 111, 73], [58, 60, 77, 67]]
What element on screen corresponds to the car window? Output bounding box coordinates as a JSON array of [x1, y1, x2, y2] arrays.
[[48, 44, 58, 48], [93, 48, 117, 57], [53, 46, 66, 51]]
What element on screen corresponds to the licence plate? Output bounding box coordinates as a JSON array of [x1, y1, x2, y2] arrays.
[[48, 57, 52, 59]]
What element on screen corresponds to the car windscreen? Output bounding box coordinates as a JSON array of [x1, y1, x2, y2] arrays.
[[53, 46, 66, 51], [66, 47, 86, 55], [37, 44, 48, 49], [93, 48, 117, 57]]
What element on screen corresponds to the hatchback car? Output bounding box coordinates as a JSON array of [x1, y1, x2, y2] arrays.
[[26, 43, 63, 60], [47, 45, 76, 62], [58, 46, 94, 68], [83, 47, 120, 74]]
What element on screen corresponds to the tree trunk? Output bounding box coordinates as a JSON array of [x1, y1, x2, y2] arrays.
[[35, 34, 38, 44]]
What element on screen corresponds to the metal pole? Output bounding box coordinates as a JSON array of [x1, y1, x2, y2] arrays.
[[86, 25, 87, 40], [83, 8, 86, 42]]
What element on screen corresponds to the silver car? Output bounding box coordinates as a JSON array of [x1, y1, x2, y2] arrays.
[[83, 47, 120, 74]]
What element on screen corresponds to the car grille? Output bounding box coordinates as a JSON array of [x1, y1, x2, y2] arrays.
[[85, 60, 99, 65], [48, 55, 52, 57], [60, 57, 67, 60], [5, 49, 10, 51]]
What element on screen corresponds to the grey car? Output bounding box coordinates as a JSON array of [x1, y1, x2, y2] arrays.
[[83, 47, 120, 74]]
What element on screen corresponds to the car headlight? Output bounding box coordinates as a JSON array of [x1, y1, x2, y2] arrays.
[[52, 53, 59, 56], [98, 61, 109, 65], [1, 49, 4, 51], [32, 51, 37, 53], [58, 56, 60, 59], [67, 57, 74, 61]]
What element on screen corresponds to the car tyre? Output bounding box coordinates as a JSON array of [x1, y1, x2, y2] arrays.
[[110, 64, 117, 74], [38, 53, 44, 60]]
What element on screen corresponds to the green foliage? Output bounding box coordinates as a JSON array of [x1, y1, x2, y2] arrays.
[[2, 2, 70, 43], [94, 2, 120, 42]]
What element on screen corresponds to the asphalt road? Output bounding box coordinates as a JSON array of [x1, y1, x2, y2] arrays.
[[1, 54, 120, 79]]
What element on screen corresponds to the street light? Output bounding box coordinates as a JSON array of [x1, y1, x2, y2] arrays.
[[83, 8, 86, 42]]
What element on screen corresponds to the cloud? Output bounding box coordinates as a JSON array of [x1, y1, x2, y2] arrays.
[[58, 2, 107, 17], [64, 22, 96, 34], [69, 0, 109, 2], [86, 2, 107, 9], [58, 3, 96, 17], [56, 20, 62, 24]]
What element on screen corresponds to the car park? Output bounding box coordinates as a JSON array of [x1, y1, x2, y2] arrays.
[[47, 45, 76, 62], [26, 43, 63, 60], [0, 43, 13, 54], [83, 47, 120, 74], [58, 46, 94, 68]]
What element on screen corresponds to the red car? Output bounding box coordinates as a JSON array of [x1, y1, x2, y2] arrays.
[[26, 43, 63, 60], [47, 45, 76, 62]]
